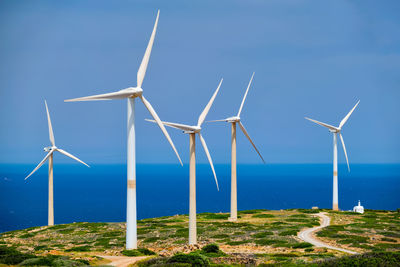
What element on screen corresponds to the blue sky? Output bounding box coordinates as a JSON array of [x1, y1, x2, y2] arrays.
[[0, 0, 399, 164]]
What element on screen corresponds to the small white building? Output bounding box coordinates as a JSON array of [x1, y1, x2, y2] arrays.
[[353, 200, 364, 214]]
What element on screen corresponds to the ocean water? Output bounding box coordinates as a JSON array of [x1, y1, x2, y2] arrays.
[[0, 163, 399, 233]]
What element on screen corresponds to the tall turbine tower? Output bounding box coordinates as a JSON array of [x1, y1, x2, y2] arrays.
[[146, 79, 223, 245], [65, 11, 182, 249], [208, 73, 264, 221], [305, 100, 360, 211], [25, 101, 89, 226]]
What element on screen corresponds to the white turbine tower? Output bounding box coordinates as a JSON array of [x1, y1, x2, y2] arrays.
[[25, 101, 89, 226], [207, 73, 264, 221], [64, 10, 182, 249], [305, 100, 360, 211], [146, 79, 223, 245]]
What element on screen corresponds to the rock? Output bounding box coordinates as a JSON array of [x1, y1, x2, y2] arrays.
[[158, 250, 169, 257]]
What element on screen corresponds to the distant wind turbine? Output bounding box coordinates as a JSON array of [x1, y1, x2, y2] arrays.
[[25, 101, 89, 226], [146, 79, 223, 245], [64, 10, 182, 249], [305, 100, 360, 211], [207, 73, 264, 221]]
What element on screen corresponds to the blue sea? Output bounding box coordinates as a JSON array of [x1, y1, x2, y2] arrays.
[[0, 164, 399, 233]]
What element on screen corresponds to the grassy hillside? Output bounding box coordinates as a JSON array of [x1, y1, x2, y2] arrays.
[[0, 209, 399, 266]]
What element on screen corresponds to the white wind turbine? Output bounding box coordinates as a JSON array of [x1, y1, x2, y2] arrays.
[[146, 79, 223, 245], [207, 73, 264, 221], [305, 100, 360, 211], [25, 101, 89, 226], [64, 10, 182, 249]]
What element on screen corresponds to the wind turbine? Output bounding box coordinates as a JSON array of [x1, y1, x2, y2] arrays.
[[64, 10, 182, 249], [305, 100, 360, 211], [25, 101, 89, 226], [146, 79, 223, 245], [207, 73, 264, 221]]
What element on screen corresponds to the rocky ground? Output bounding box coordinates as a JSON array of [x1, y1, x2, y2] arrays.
[[0, 209, 398, 266]]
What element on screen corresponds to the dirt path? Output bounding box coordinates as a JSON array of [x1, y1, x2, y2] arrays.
[[298, 212, 357, 254], [99, 255, 150, 267]]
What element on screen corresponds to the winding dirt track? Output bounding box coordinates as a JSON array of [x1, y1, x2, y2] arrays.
[[298, 212, 357, 254]]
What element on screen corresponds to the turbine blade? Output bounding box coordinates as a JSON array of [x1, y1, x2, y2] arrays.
[[64, 90, 134, 102], [137, 10, 159, 88], [205, 119, 227, 123], [238, 122, 265, 163], [339, 133, 350, 172], [305, 117, 339, 131], [197, 78, 223, 127], [237, 72, 255, 117], [145, 119, 195, 132], [141, 96, 183, 165], [339, 100, 360, 129], [56, 149, 90, 167], [44, 100, 55, 146], [198, 133, 219, 191], [25, 151, 53, 180]]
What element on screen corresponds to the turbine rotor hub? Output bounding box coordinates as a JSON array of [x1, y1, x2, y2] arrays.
[[227, 116, 240, 123], [122, 87, 143, 98], [184, 126, 201, 134]]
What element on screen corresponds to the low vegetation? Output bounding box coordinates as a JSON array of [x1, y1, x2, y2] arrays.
[[0, 209, 398, 266], [316, 210, 400, 253]]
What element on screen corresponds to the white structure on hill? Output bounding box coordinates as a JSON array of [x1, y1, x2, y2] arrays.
[[353, 200, 364, 214]]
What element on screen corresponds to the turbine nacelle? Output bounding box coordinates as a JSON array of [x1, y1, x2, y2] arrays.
[[226, 116, 240, 123], [43, 146, 56, 152], [121, 87, 143, 98], [183, 126, 201, 134]]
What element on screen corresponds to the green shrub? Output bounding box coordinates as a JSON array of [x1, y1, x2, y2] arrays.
[[289, 214, 308, 218], [0, 246, 35, 265], [226, 240, 249, 245], [19, 232, 36, 238], [238, 210, 260, 214], [103, 231, 122, 237], [271, 253, 298, 257], [292, 242, 313, 248], [168, 252, 209, 266], [47, 224, 69, 230], [374, 243, 400, 250], [271, 222, 288, 225], [252, 214, 275, 218], [212, 234, 229, 239], [305, 248, 314, 252], [286, 218, 310, 223], [297, 209, 320, 214], [202, 244, 219, 253], [143, 237, 158, 243], [317, 251, 400, 266], [255, 239, 288, 246], [174, 228, 188, 238], [278, 230, 298, 236], [34, 245, 50, 251], [58, 228, 75, 234], [252, 232, 273, 238], [20, 257, 54, 266], [65, 245, 91, 252], [122, 248, 156, 256], [382, 231, 400, 238], [200, 213, 229, 220], [200, 243, 226, 257]]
